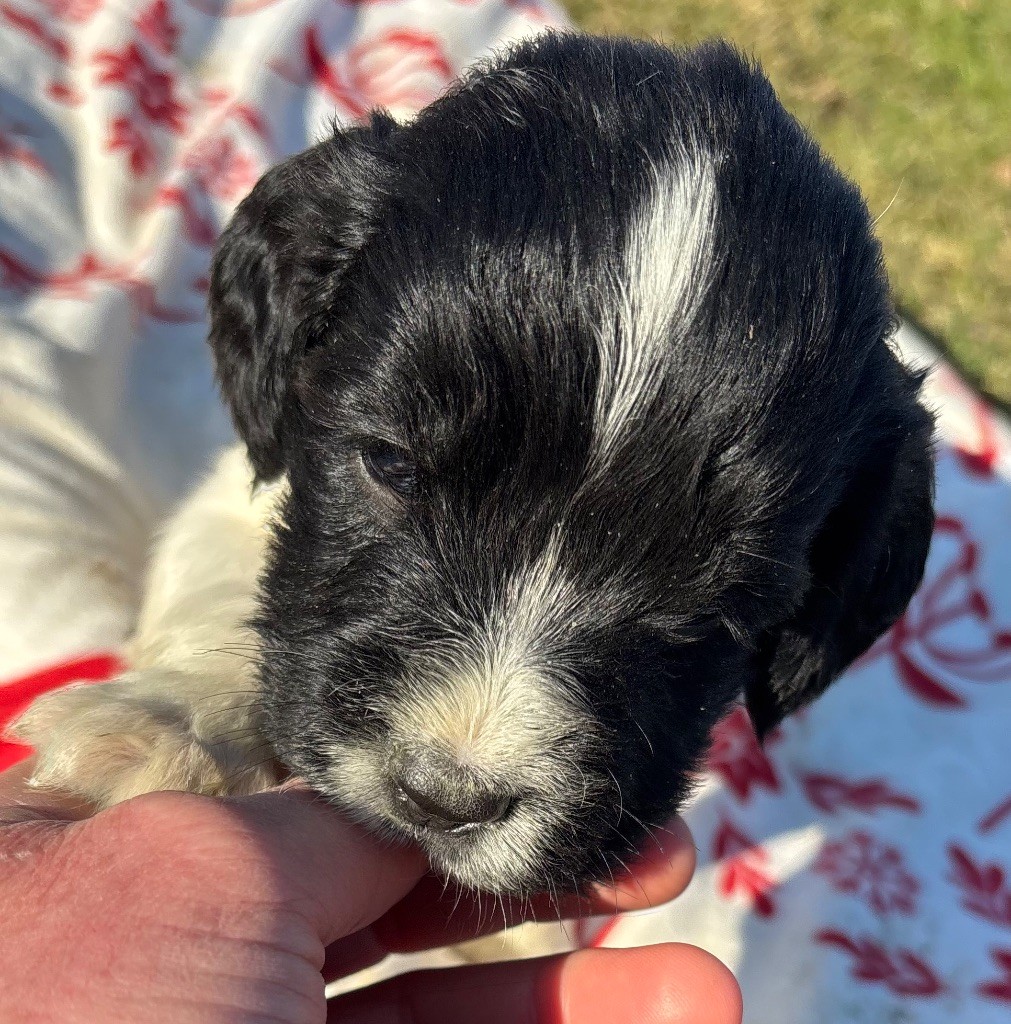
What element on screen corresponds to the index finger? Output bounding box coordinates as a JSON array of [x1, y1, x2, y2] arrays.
[[325, 816, 696, 979]]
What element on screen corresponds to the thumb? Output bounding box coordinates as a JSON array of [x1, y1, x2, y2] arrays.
[[223, 784, 429, 945]]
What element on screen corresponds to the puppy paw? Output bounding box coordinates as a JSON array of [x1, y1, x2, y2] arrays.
[[7, 673, 279, 809]]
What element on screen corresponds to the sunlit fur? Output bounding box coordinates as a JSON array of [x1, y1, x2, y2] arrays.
[[11, 33, 934, 897]]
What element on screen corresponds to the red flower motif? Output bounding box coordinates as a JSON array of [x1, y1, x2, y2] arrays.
[[279, 26, 452, 119], [978, 949, 1011, 1004], [858, 515, 1011, 708], [713, 816, 777, 917], [135, 0, 179, 57], [800, 772, 921, 816], [816, 929, 945, 997], [707, 706, 780, 801], [183, 135, 258, 201], [948, 844, 1011, 928], [94, 42, 188, 132], [106, 115, 155, 175], [815, 831, 919, 914]]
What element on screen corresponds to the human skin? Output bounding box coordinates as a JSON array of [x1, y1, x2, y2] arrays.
[[0, 767, 742, 1024]]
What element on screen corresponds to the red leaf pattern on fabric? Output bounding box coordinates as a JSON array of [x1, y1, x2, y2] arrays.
[[948, 845, 1011, 928], [980, 796, 1011, 835], [801, 773, 921, 815], [1, 2, 70, 60], [707, 706, 781, 801], [816, 930, 945, 996], [0, 249, 133, 297], [714, 817, 778, 917], [978, 949, 1011, 1003]]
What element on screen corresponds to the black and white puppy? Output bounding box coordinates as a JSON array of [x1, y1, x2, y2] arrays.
[[13, 33, 935, 898]]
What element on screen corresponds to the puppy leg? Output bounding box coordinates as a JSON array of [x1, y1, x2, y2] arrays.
[[8, 445, 284, 808], [11, 667, 276, 807]]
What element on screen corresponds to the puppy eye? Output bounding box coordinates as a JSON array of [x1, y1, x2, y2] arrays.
[[361, 442, 418, 498]]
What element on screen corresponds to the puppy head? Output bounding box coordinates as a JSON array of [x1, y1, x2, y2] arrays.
[[209, 34, 934, 895]]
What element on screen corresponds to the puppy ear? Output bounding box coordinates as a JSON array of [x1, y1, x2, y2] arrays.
[[746, 386, 935, 737], [208, 117, 392, 480]]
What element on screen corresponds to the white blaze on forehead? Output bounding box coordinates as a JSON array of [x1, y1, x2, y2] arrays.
[[593, 149, 718, 461]]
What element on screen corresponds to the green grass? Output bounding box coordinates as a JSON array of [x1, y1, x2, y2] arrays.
[[566, 0, 1011, 407]]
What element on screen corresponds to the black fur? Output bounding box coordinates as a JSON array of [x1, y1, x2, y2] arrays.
[[208, 33, 935, 894]]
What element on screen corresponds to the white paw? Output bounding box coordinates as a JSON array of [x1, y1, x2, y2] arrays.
[[7, 672, 279, 809]]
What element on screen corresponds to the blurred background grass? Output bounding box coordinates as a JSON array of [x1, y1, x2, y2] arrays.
[[566, 0, 1011, 407]]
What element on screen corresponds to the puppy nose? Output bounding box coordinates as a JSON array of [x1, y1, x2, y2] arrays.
[[392, 748, 511, 831]]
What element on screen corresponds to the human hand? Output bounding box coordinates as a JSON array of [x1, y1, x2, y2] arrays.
[[0, 769, 741, 1023]]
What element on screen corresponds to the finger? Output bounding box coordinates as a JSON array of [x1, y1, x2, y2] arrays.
[[328, 944, 742, 1024], [324, 816, 695, 978], [104, 786, 428, 948], [230, 787, 430, 945]]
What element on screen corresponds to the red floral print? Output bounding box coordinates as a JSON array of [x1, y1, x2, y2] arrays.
[[980, 795, 1011, 835], [816, 930, 945, 997], [276, 26, 452, 119], [858, 516, 1011, 708], [94, 42, 188, 132], [199, 85, 272, 145], [978, 949, 1011, 1003], [815, 831, 919, 915], [800, 772, 921, 815], [0, 246, 197, 324], [183, 135, 258, 200], [948, 845, 1011, 929], [713, 817, 778, 917], [707, 706, 780, 801], [106, 115, 155, 174], [1, 2, 70, 60], [36, 0, 101, 22], [45, 79, 84, 105], [120, 277, 205, 324], [0, 249, 132, 298], [151, 185, 216, 246], [135, 0, 180, 57]]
